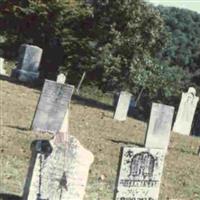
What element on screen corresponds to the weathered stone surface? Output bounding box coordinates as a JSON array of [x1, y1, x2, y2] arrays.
[[0, 57, 6, 75], [31, 80, 74, 134], [145, 103, 174, 151], [11, 44, 42, 82], [114, 91, 132, 121], [57, 73, 66, 84], [173, 87, 199, 135], [115, 147, 165, 200], [23, 135, 94, 200]]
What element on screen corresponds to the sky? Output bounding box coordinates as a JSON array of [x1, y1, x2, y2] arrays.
[[148, 0, 200, 13]]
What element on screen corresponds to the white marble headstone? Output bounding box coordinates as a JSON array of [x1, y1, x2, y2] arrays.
[[173, 87, 199, 135], [23, 134, 94, 200], [0, 58, 6, 75], [115, 147, 165, 200], [145, 103, 174, 151], [57, 73, 66, 84], [114, 91, 132, 121]]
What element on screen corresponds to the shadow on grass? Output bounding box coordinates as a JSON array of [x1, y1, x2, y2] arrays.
[[0, 74, 43, 90], [6, 125, 30, 131], [108, 138, 144, 147], [72, 94, 114, 112], [0, 194, 21, 200]]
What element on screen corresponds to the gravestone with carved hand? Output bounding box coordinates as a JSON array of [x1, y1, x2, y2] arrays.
[[114, 147, 165, 200], [31, 80, 74, 134], [173, 87, 199, 135]]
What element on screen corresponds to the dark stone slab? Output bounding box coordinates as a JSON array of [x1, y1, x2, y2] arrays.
[[11, 44, 42, 82], [31, 80, 74, 134]]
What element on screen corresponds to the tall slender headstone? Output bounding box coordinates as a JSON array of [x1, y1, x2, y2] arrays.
[[11, 44, 43, 82], [145, 103, 174, 151], [114, 147, 165, 200], [114, 91, 132, 121], [0, 57, 6, 75], [57, 73, 66, 84], [173, 87, 199, 135], [23, 134, 94, 200], [31, 80, 74, 134]]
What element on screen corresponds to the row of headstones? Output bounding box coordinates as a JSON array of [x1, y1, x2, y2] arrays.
[[24, 77, 175, 200], [0, 44, 43, 80], [113, 89, 199, 199], [114, 88, 199, 136], [6, 43, 198, 199]]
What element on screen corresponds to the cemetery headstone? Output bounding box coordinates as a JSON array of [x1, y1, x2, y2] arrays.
[[114, 91, 132, 121], [31, 80, 74, 134], [11, 44, 43, 82], [0, 57, 6, 75], [57, 73, 66, 84], [23, 134, 94, 200], [145, 103, 174, 151], [173, 87, 199, 135], [114, 147, 165, 200]]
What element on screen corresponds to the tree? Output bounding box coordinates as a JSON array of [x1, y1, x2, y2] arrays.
[[157, 6, 200, 91], [1, 0, 185, 100]]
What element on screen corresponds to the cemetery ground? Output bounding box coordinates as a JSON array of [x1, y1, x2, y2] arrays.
[[0, 78, 200, 200]]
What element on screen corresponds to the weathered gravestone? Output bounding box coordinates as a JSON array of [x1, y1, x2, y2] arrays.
[[0, 57, 6, 75], [11, 44, 43, 82], [114, 147, 165, 200], [23, 133, 94, 200], [145, 103, 174, 151], [57, 73, 66, 84], [173, 87, 199, 135], [31, 80, 74, 134], [114, 91, 132, 121]]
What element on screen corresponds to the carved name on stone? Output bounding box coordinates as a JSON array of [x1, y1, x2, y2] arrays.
[[145, 103, 174, 151], [173, 87, 199, 135], [23, 135, 94, 200], [114, 91, 132, 121], [32, 80, 74, 134], [115, 147, 165, 200]]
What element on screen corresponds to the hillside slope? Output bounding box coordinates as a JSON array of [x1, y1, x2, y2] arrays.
[[0, 77, 200, 200]]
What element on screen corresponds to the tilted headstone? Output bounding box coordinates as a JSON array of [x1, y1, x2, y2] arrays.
[[114, 147, 165, 200], [57, 73, 66, 84], [114, 91, 132, 121], [145, 103, 174, 151], [11, 44, 43, 82], [0, 57, 6, 75], [173, 87, 199, 135], [31, 80, 74, 134], [23, 134, 94, 200]]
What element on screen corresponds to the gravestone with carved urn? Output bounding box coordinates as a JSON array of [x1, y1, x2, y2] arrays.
[[114, 147, 165, 200]]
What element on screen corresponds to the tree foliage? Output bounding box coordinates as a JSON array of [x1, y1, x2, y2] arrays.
[[158, 6, 200, 89], [0, 0, 185, 100]]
